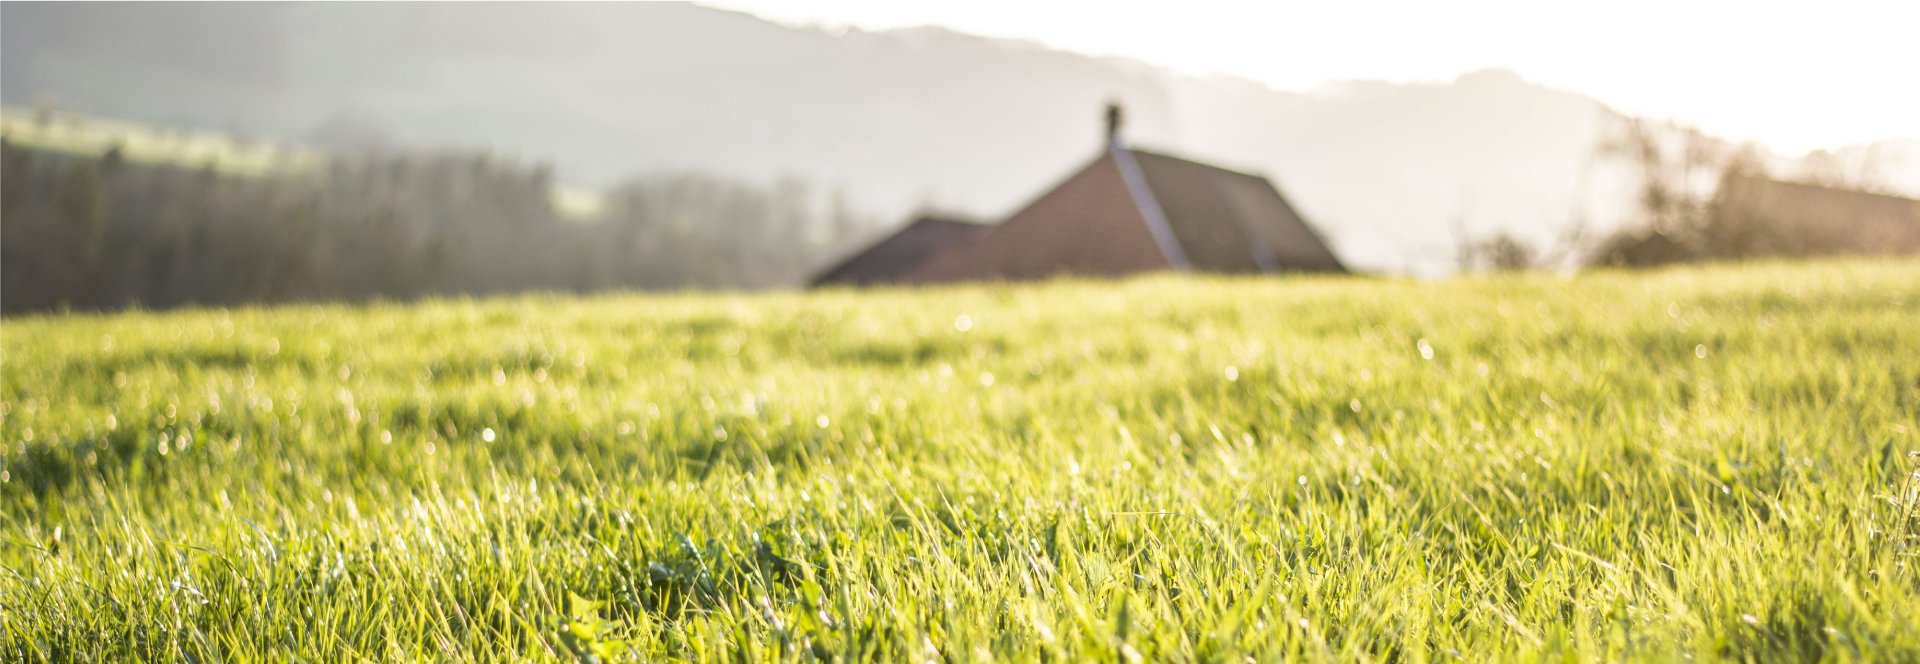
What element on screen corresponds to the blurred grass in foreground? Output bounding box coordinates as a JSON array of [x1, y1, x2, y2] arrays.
[[3, 259, 1918, 662]]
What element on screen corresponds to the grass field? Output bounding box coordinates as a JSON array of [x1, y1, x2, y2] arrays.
[[3, 259, 1918, 662], [0, 106, 326, 179], [0, 106, 606, 221]]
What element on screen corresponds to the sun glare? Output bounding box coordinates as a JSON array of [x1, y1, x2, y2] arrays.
[[705, 0, 1920, 152]]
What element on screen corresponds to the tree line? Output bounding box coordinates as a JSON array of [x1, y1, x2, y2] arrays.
[[1587, 117, 1917, 267], [1, 140, 869, 315], [1458, 114, 1916, 272]]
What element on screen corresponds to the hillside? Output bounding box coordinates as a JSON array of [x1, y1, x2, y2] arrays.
[[0, 3, 1619, 274], [6, 3, 1917, 274]]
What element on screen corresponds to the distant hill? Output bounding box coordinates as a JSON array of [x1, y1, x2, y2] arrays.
[[6, 2, 1915, 274]]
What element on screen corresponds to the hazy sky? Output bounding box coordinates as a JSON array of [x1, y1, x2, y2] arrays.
[[705, 0, 1918, 155]]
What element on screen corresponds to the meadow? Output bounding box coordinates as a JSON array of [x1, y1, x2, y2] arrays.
[[0, 106, 325, 180], [3, 259, 1917, 662]]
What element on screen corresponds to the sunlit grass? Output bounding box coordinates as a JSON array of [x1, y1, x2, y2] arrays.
[[3, 258, 1917, 662], [0, 106, 604, 218], [0, 106, 324, 178]]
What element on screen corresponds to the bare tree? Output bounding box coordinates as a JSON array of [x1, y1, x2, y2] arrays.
[[1587, 115, 1744, 267], [1597, 115, 1727, 239]]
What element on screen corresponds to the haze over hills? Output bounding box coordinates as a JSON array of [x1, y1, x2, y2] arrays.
[[5, 2, 1915, 274]]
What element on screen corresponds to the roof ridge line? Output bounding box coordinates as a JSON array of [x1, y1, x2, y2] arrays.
[[1110, 143, 1191, 271], [1205, 168, 1282, 273]]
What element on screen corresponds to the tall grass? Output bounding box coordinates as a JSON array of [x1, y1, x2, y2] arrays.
[[3, 259, 1917, 662]]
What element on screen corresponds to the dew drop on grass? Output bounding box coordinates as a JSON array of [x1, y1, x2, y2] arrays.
[[817, 415, 830, 428], [1224, 366, 1238, 381], [381, 430, 392, 444], [954, 315, 972, 332], [1418, 338, 1434, 360], [482, 428, 495, 442], [1695, 344, 1708, 358], [1350, 399, 1362, 412], [979, 372, 994, 386]]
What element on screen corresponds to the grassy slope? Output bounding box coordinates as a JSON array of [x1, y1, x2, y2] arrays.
[[0, 106, 325, 179], [3, 259, 1918, 662], [0, 107, 606, 220]]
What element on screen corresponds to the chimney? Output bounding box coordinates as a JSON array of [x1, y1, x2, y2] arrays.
[[1105, 102, 1124, 145]]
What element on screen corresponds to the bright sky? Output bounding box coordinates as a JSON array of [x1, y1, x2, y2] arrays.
[[704, 0, 1919, 155]]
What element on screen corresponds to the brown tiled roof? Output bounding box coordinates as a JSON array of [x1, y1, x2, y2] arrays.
[[905, 145, 1344, 284], [811, 216, 992, 287], [1131, 151, 1266, 273], [1712, 176, 1920, 256], [905, 151, 1171, 282], [1179, 156, 1347, 273]]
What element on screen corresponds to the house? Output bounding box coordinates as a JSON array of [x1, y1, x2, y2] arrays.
[[809, 104, 1344, 287], [810, 216, 992, 287], [904, 105, 1344, 283], [1595, 175, 1920, 266], [1707, 175, 1920, 257]]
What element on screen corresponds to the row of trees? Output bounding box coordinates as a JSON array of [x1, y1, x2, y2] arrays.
[[1459, 114, 1911, 272], [1588, 116, 1913, 267], [1, 141, 871, 314]]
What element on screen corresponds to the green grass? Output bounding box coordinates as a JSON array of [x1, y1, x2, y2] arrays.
[[0, 105, 325, 179], [0, 106, 605, 220], [3, 259, 1918, 662]]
